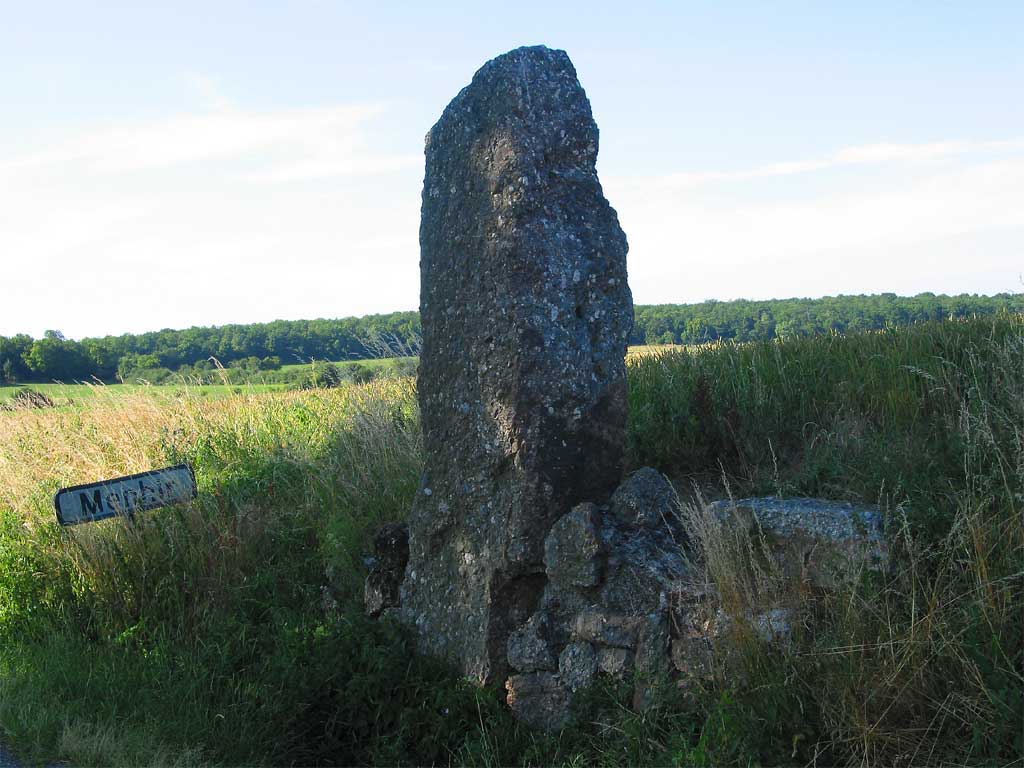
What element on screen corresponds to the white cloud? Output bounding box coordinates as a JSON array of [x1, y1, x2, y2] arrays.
[[607, 141, 1024, 302], [654, 138, 1024, 189], [1, 117, 1020, 340], [1, 105, 418, 178], [0, 103, 422, 338]]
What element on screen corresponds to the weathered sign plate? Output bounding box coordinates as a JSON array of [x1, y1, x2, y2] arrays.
[[54, 464, 197, 526]]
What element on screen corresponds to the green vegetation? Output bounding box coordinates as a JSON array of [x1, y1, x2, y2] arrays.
[[0, 316, 1020, 766], [3, 293, 1020, 385], [634, 291, 1024, 345], [0, 358, 419, 407]]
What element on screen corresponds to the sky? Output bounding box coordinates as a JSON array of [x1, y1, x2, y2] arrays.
[[1, 1, 1022, 340]]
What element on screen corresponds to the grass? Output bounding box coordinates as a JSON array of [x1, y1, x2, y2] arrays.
[[277, 356, 418, 375], [0, 382, 287, 407], [0, 317, 1021, 766], [0, 356, 418, 405], [3, 351, 640, 404]]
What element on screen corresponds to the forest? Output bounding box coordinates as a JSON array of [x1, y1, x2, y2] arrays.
[[2, 292, 1021, 384]]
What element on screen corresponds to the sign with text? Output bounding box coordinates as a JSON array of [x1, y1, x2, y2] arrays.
[[54, 465, 197, 526]]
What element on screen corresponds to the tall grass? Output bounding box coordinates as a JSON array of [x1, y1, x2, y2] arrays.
[[0, 317, 1020, 765], [0, 380, 430, 765], [629, 315, 1023, 539], [646, 316, 1024, 765]]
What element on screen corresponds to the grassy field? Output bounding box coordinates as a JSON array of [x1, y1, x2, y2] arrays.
[[0, 382, 288, 405], [0, 317, 1020, 766], [0, 357, 419, 404], [277, 356, 418, 375]]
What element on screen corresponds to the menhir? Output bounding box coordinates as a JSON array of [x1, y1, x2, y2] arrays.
[[398, 45, 633, 685]]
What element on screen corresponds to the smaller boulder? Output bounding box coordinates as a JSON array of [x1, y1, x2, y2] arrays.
[[558, 642, 598, 693], [608, 468, 680, 529], [632, 611, 671, 710], [596, 646, 634, 678], [506, 673, 571, 731], [364, 523, 410, 618], [670, 635, 714, 678], [707, 497, 888, 589], [508, 612, 557, 672], [634, 611, 670, 678], [544, 502, 603, 588], [572, 609, 642, 648]]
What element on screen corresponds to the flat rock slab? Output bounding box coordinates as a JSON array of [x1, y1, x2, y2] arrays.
[[707, 497, 888, 587]]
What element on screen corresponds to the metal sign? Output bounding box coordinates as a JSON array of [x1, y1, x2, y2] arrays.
[[54, 464, 197, 526]]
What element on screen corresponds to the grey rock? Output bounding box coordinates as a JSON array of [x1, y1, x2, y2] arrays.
[[711, 606, 795, 645], [401, 44, 633, 685], [363, 523, 409, 618], [572, 609, 642, 648], [670, 635, 714, 678], [508, 612, 557, 672], [753, 607, 793, 644], [544, 502, 603, 587], [558, 641, 598, 692], [634, 611, 670, 678], [506, 673, 571, 731], [707, 497, 888, 589], [632, 610, 671, 710], [609, 467, 681, 529], [600, 511, 688, 615], [596, 646, 634, 678]]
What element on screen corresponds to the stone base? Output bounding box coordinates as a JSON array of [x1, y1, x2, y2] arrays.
[[363, 472, 890, 730]]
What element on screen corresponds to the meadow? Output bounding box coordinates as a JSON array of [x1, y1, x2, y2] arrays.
[[0, 382, 287, 405], [0, 317, 1020, 766], [0, 356, 419, 407]]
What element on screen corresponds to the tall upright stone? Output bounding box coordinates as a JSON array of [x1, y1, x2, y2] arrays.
[[401, 45, 633, 685]]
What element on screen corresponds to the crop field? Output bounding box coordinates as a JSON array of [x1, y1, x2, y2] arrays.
[[0, 317, 1020, 766], [0, 382, 288, 405], [0, 356, 421, 406], [277, 356, 418, 375], [1, 352, 665, 406]]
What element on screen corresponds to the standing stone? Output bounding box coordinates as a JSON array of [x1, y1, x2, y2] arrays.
[[401, 45, 633, 685]]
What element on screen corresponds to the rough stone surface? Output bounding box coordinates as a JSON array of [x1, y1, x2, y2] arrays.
[[670, 635, 714, 678], [599, 510, 687, 616], [400, 44, 633, 685], [544, 502, 603, 587], [558, 641, 598, 692], [506, 673, 571, 731], [507, 612, 557, 672], [596, 646, 634, 678], [632, 611, 671, 710], [572, 610, 642, 648], [500, 467, 691, 725], [609, 467, 681, 529], [635, 612, 671, 677], [708, 497, 888, 588], [753, 608, 794, 644], [363, 523, 409, 618]]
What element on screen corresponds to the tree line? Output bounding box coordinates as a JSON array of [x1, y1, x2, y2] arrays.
[[2, 293, 1021, 384]]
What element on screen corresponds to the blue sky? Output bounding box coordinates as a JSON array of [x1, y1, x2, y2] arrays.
[[2, 1, 1022, 338]]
